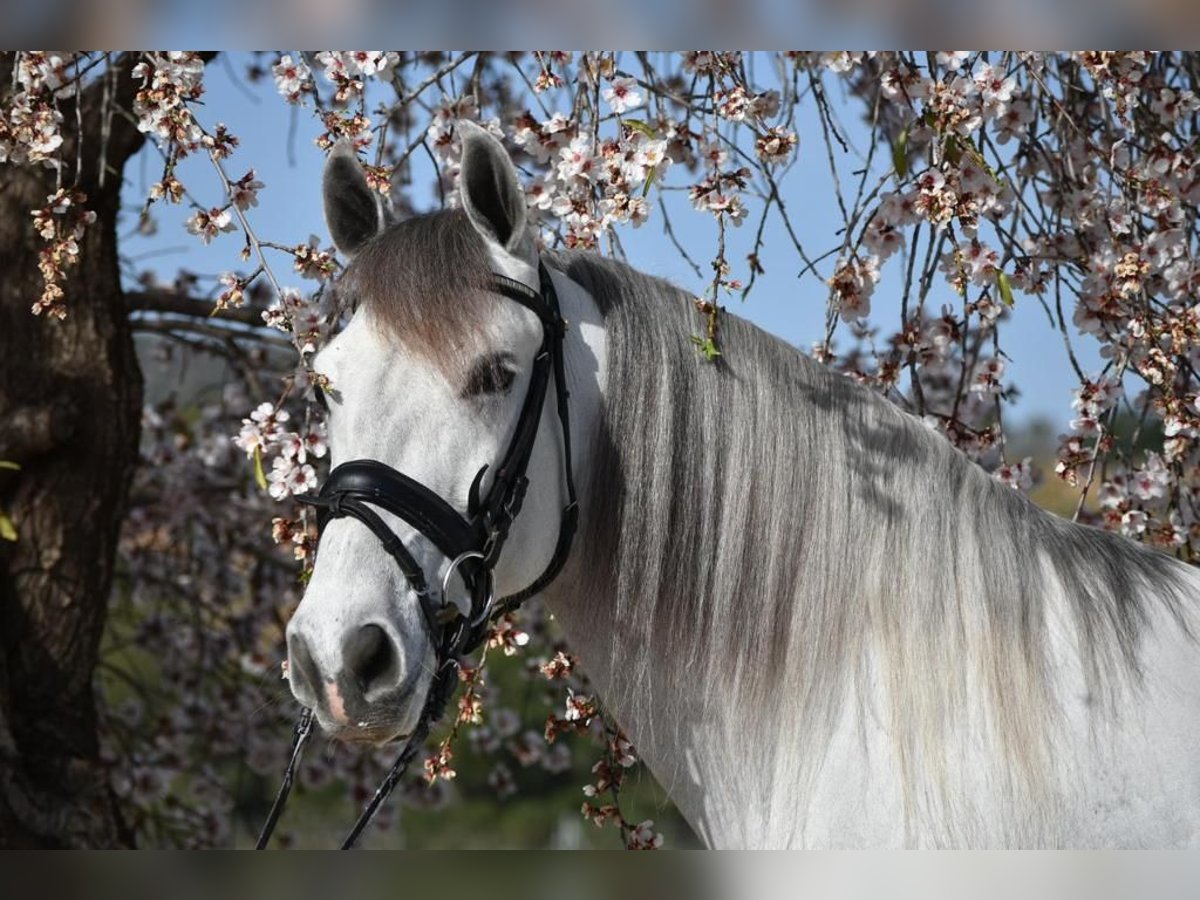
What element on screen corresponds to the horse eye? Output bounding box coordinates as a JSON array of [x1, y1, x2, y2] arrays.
[[462, 354, 516, 398]]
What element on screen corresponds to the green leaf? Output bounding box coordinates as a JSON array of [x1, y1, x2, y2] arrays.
[[0, 460, 20, 471], [689, 334, 722, 362], [622, 118, 657, 139], [0, 510, 16, 542], [943, 136, 962, 166], [997, 271, 1015, 307], [253, 446, 268, 492], [892, 127, 909, 179], [642, 165, 658, 197]]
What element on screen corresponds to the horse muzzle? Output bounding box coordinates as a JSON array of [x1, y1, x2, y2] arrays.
[[286, 620, 426, 740]]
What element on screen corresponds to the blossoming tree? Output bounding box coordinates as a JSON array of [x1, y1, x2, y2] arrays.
[[1, 51, 1196, 847]]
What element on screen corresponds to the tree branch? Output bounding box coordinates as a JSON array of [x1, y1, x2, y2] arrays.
[[126, 288, 272, 329], [77, 52, 220, 200], [132, 317, 293, 352]]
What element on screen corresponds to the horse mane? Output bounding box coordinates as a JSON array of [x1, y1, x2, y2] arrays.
[[546, 248, 1194, 843]]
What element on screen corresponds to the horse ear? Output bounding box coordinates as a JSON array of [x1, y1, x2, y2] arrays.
[[457, 120, 528, 253], [323, 141, 387, 257]]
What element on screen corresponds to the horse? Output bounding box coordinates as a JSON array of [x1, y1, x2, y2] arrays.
[[283, 121, 1200, 848]]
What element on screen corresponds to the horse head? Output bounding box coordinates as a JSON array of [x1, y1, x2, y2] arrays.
[[285, 123, 577, 744]]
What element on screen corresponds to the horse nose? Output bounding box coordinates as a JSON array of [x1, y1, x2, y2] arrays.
[[285, 622, 405, 723], [285, 630, 322, 709], [342, 624, 401, 702]]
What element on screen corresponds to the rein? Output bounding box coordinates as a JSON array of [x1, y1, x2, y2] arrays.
[[256, 261, 578, 849]]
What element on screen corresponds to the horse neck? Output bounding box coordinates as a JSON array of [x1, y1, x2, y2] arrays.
[[546, 559, 786, 848], [543, 271, 789, 847], [542, 257, 1200, 848]]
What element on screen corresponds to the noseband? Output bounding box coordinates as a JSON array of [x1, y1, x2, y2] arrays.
[[256, 261, 578, 849]]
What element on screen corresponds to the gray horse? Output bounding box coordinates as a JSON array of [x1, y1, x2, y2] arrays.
[[286, 122, 1200, 848]]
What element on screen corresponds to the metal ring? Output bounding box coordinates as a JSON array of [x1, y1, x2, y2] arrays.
[[470, 573, 497, 629], [440, 551, 497, 630], [441, 550, 485, 599]]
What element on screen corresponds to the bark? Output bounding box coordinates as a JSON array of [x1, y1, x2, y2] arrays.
[[0, 53, 148, 847]]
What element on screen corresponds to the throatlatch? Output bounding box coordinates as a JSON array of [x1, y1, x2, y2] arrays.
[[256, 261, 578, 850]]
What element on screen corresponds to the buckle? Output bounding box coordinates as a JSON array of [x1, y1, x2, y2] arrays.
[[479, 474, 527, 556], [504, 476, 529, 520]]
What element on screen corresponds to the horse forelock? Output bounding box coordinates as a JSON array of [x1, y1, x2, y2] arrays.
[[335, 209, 496, 375]]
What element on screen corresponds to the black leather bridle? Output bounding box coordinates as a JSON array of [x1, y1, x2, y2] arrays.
[[256, 261, 578, 849]]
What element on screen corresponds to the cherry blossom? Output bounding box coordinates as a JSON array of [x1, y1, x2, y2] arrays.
[[603, 76, 644, 115], [28, 187, 95, 317], [229, 170, 264, 210], [754, 126, 798, 165], [828, 256, 881, 320], [272, 54, 313, 103], [993, 458, 1034, 493], [267, 455, 317, 499], [185, 207, 235, 244], [625, 819, 664, 850], [131, 52, 205, 149]]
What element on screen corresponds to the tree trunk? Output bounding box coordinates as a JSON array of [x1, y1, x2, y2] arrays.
[[0, 53, 148, 847]]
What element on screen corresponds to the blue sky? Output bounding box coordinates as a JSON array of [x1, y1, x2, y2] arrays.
[[121, 53, 1103, 429]]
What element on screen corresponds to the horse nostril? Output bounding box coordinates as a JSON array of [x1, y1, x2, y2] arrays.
[[342, 624, 400, 700], [286, 633, 321, 704]]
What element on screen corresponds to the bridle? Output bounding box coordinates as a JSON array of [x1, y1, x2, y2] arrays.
[[256, 260, 578, 849]]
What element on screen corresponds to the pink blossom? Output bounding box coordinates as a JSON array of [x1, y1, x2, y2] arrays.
[[603, 77, 644, 115], [556, 135, 596, 182], [828, 256, 881, 321], [936, 51, 971, 69], [267, 456, 317, 500], [975, 63, 1017, 119], [970, 357, 1005, 395], [1121, 509, 1149, 536], [185, 208, 235, 244], [819, 52, 865, 73], [1129, 455, 1170, 503], [626, 819, 664, 850], [229, 170, 264, 210], [993, 457, 1034, 492], [272, 54, 312, 103]]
